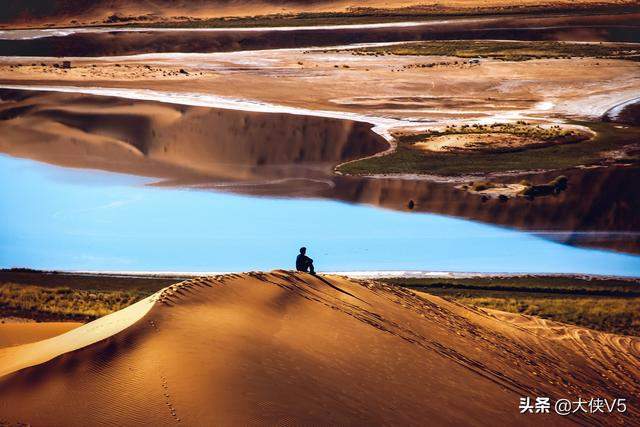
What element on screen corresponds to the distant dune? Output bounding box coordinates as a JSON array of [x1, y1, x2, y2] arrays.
[[1, 0, 637, 29], [0, 271, 638, 425]]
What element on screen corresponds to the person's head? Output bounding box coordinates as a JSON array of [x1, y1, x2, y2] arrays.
[[299, 247, 306, 255]]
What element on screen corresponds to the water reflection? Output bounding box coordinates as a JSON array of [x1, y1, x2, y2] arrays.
[[3, 88, 638, 254], [1, 155, 639, 275], [327, 167, 640, 254], [1, 13, 638, 57]]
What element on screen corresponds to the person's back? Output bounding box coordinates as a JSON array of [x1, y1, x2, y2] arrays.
[[296, 247, 315, 274]]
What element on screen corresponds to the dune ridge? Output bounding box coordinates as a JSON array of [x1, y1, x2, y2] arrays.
[[0, 322, 83, 349], [0, 292, 158, 378], [0, 271, 638, 425]]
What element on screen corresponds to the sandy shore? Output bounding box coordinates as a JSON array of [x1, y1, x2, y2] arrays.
[[0, 271, 637, 425], [3, 11, 639, 58]]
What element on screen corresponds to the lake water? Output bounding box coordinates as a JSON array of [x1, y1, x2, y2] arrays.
[[1, 155, 639, 276]]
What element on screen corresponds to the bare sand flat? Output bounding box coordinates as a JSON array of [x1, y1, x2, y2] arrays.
[[0, 322, 83, 349], [0, 271, 637, 425], [415, 133, 545, 152]]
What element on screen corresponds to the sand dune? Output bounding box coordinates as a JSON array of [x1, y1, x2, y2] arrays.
[[0, 294, 156, 378], [0, 322, 82, 349], [0, 271, 637, 425]]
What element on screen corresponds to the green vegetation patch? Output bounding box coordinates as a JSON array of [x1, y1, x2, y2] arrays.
[[387, 275, 640, 295], [337, 121, 640, 176], [349, 40, 640, 62], [385, 276, 640, 336]]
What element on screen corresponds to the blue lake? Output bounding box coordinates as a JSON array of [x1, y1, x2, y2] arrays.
[[1, 154, 639, 276]]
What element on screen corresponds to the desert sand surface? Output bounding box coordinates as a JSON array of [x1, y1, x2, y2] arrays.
[[0, 293, 157, 378], [0, 272, 637, 425], [0, 321, 82, 349]]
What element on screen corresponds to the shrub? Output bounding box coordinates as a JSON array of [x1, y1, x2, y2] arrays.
[[472, 182, 492, 191], [551, 175, 568, 190]]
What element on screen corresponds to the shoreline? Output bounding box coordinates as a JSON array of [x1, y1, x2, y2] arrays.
[[2, 82, 637, 171], [0, 83, 403, 143], [0, 18, 489, 39], [3, 268, 639, 281]]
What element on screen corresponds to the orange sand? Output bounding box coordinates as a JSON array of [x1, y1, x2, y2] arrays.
[[0, 322, 82, 349], [0, 272, 637, 425]]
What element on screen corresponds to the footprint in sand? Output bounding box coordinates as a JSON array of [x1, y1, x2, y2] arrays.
[[160, 374, 181, 423]]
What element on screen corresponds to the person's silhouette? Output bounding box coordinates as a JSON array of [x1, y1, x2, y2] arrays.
[[296, 247, 315, 274]]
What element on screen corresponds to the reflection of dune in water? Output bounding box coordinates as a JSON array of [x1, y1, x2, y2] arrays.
[[1, 89, 639, 254], [0, 272, 638, 425], [329, 167, 640, 254], [0, 89, 388, 183], [604, 98, 640, 126]]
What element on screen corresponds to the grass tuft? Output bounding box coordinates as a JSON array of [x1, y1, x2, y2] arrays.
[[0, 283, 149, 321], [348, 40, 640, 62]]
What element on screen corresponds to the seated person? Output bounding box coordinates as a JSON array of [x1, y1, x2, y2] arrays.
[[295, 247, 315, 274]]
